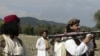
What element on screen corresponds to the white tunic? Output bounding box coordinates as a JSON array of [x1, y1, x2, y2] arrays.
[[2, 34, 27, 56], [54, 42, 66, 56], [64, 36, 93, 56], [36, 37, 49, 56]]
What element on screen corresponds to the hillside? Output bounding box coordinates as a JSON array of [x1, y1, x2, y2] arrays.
[[0, 17, 66, 27], [20, 17, 66, 27]]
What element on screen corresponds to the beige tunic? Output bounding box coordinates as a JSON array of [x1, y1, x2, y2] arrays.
[[0, 34, 27, 56], [54, 42, 66, 56]]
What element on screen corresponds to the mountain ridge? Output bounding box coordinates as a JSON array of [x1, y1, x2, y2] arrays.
[[0, 17, 66, 27]]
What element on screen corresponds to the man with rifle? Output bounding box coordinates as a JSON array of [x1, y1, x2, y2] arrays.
[[48, 18, 94, 56], [64, 18, 95, 56]]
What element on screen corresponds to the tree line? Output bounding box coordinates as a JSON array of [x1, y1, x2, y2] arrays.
[[21, 23, 65, 35]]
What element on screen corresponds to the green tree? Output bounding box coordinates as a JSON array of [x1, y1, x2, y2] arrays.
[[0, 20, 3, 26], [80, 26, 91, 31], [34, 24, 48, 35], [34, 24, 65, 35], [94, 10, 100, 29], [21, 23, 34, 35], [94, 10, 100, 39]]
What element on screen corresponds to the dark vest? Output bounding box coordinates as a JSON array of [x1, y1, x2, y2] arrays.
[[66, 37, 87, 56]]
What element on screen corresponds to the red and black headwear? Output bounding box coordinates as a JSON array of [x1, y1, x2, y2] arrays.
[[4, 15, 19, 23]]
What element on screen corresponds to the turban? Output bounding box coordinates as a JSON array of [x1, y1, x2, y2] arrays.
[[4, 15, 19, 23]]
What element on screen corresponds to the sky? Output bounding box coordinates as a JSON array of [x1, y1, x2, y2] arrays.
[[0, 0, 100, 27]]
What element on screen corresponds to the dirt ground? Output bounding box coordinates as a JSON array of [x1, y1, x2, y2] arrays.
[[95, 40, 100, 56], [1, 34, 99, 56]]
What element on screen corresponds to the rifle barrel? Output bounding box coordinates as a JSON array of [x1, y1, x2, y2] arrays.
[[48, 31, 100, 37]]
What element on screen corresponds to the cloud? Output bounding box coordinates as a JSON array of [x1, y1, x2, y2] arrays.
[[0, 0, 100, 27], [0, 5, 41, 19]]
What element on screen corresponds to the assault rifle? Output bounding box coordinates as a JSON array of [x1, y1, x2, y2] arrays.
[[48, 31, 100, 37]]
